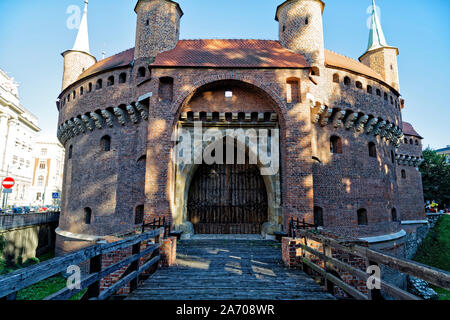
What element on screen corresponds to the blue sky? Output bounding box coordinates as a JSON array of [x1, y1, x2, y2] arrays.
[[0, 0, 448, 149]]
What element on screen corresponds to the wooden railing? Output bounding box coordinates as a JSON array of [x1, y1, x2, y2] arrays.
[[0, 228, 164, 300], [291, 228, 450, 300], [142, 217, 171, 238]]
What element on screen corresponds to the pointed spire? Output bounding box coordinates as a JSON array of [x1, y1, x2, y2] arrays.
[[72, 0, 90, 54], [367, 0, 388, 52]]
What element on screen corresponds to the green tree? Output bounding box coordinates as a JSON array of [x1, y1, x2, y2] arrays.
[[419, 149, 450, 209]]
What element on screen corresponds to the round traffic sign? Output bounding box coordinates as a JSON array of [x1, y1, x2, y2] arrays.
[[2, 177, 15, 189]]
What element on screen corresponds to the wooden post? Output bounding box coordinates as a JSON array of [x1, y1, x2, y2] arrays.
[[323, 241, 335, 294], [129, 241, 141, 293], [85, 254, 103, 299]]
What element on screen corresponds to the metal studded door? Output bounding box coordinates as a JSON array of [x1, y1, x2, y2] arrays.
[[187, 163, 268, 234]]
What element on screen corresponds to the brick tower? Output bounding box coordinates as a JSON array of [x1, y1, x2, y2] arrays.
[[276, 0, 325, 66], [134, 0, 184, 60], [61, 0, 96, 91], [359, 0, 400, 91]]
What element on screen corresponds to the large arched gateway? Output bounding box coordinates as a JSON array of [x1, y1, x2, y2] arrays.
[[171, 79, 283, 237]]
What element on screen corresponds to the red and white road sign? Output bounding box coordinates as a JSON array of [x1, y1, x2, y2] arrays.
[[2, 177, 15, 189]]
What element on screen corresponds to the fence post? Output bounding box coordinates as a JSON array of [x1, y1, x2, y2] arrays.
[[85, 253, 103, 299], [129, 241, 142, 293], [322, 240, 335, 295]]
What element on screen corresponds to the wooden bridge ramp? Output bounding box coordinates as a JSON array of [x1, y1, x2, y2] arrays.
[[126, 240, 335, 300]]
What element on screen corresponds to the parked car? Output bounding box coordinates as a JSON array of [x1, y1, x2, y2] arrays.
[[22, 206, 31, 214], [39, 207, 48, 213], [12, 207, 24, 214]]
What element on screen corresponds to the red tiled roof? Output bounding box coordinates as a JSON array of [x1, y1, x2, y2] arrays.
[[77, 40, 386, 86], [402, 121, 423, 139], [324, 50, 384, 82], [151, 39, 310, 68], [78, 48, 134, 80]]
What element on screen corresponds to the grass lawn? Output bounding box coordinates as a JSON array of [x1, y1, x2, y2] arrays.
[[0, 247, 86, 300], [413, 215, 450, 300]]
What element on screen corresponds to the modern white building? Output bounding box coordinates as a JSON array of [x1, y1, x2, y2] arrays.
[[29, 136, 65, 207], [0, 69, 41, 208]]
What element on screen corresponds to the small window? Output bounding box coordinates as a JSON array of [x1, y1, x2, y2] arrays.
[[311, 67, 320, 76], [119, 73, 127, 84], [415, 140, 419, 145], [67, 94, 70, 102], [286, 78, 300, 103], [107, 76, 115, 86], [80, 86, 84, 95], [314, 206, 324, 227], [36, 193, 42, 201], [344, 76, 351, 86], [84, 208, 92, 224], [146, 19, 149, 26], [73, 91, 76, 99], [135, 205, 144, 225], [101, 135, 111, 152], [369, 142, 377, 158], [357, 209, 368, 225], [96, 79, 103, 90], [330, 136, 342, 154], [88, 83, 93, 92], [384, 92, 388, 101], [376, 89, 381, 96], [356, 81, 363, 89], [305, 17, 309, 25], [367, 85, 373, 94], [37, 176, 44, 186], [391, 208, 398, 222], [68, 145, 73, 159], [41, 148, 48, 156], [138, 67, 146, 78], [333, 73, 339, 83], [282, 25, 286, 32], [404, 138, 408, 144], [159, 77, 174, 102], [39, 161, 46, 170], [410, 139, 413, 144], [401, 169, 406, 179], [390, 96, 394, 104]]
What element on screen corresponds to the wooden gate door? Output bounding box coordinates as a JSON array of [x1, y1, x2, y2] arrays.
[[187, 163, 268, 234]]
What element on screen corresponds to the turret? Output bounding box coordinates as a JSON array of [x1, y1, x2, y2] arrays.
[[134, 0, 183, 60], [276, 0, 325, 66], [61, 0, 96, 91], [359, 0, 400, 91]]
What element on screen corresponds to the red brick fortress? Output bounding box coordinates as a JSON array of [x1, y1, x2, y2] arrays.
[[55, 0, 426, 257]]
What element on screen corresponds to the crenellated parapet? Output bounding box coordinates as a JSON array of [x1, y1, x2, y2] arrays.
[[308, 93, 404, 147], [57, 93, 151, 145], [396, 154, 424, 167]]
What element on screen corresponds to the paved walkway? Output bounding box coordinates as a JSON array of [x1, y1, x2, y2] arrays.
[[127, 239, 335, 300]]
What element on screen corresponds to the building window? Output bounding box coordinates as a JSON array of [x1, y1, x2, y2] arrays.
[[330, 136, 342, 154], [68, 145, 73, 159], [159, 77, 174, 102], [96, 79, 103, 90], [38, 176, 44, 186], [41, 148, 48, 156], [80, 86, 84, 95], [367, 85, 373, 94], [404, 138, 408, 144], [100, 135, 111, 152], [39, 161, 46, 170], [390, 96, 394, 105], [138, 67, 146, 78], [333, 74, 339, 83], [282, 25, 286, 32], [391, 208, 398, 222], [286, 78, 300, 103], [36, 193, 42, 201], [314, 206, 324, 227], [84, 207, 92, 224], [357, 209, 368, 226], [415, 140, 419, 145], [356, 81, 363, 89], [73, 91, 76, 99], [410, 139, 413, 144], [119, 73, 127, 84], [368, 142, 377, 158], [401, 169, 406, 179], [107, 76, 115, 86], [344, 76, 351, 86], [384, 92, 388, 101], [88, 83, 93, 92], [305, 17, 309, 25], [311, 67, 320, 76], [376, 89, 381, 96], [135, 205, 144, 225]]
